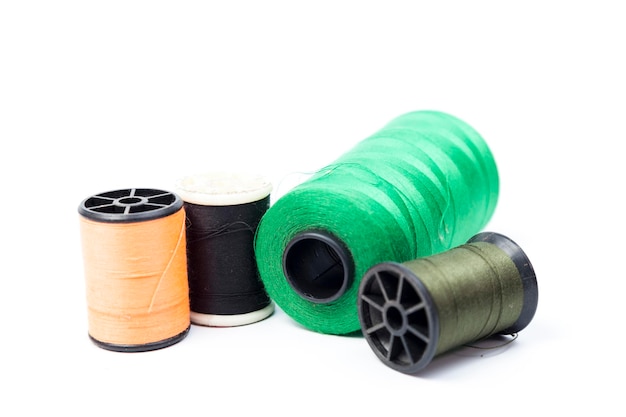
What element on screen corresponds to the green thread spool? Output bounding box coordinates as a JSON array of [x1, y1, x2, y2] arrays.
[[358, 232, 538, 374], [254, 110, 499, 334]]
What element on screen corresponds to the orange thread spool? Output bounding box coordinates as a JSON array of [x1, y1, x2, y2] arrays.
[[78, 188, 190, 352]]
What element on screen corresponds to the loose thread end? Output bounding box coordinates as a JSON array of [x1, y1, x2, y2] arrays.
[[463, 332, 519, 350]]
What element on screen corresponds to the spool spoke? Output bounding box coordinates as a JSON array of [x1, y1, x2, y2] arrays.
[[361, 294, 385, 311], [87, 202, 115, 210], [365, 321, 387, 335], [387, 335, 400, 360], [148, 194, 174, 205], [407, 324, 430, 343], [405, 302, 425, 315], [145, 203, 168, 209], [83, 195, 116, 211], [401, 335, 415, 364], [375, 272, 392, 302], [149, 192, 172, 199], [396, 274, 405, 301]]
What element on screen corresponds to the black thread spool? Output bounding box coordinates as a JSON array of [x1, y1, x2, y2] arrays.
[[175, 172, 275, 326], [357, 232, 538, 374]]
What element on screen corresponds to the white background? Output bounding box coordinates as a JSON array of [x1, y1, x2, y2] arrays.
[[1, 1, 623, 415]]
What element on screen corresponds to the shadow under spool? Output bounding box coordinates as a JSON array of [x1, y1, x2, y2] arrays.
[[175, 172, 274, 326], [78, 188, 190, 352], [357, 232, 538, 374]]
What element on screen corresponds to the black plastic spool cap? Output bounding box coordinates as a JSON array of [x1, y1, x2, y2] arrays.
[[78, 188, 190, 352], [78, 188, 183, 223], [283, 231, 354, 304], [357, 231, 538, 374]]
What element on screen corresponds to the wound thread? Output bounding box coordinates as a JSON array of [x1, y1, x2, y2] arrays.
[[78, 188, 190, 352], [358, 232, 538, 374], [175, 172, 274, 327], [254, 110, 499, 334]]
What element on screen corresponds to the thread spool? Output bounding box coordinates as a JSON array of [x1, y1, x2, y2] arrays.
[[175, 172, 274, 326], [254, 110, 499, 334], [78, 188, 190, 352], [357, 231, 538, 374]]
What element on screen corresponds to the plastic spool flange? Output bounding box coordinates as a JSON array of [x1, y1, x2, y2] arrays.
[[358, 262, 439, 374], [78, 188, 183, 223]]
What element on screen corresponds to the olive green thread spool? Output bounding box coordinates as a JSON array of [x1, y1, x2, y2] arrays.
[[357, 231, 538, 374], [255, 110, 499, 334]]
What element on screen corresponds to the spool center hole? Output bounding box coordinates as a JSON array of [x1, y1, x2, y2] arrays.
[[283, 234, 350, 304], [118, 197, 143, 205], [385, 305, 405, 331]]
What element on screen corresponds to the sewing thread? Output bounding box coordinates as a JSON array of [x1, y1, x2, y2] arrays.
[[175, 172, 274, 326], [78, 188, 190, 352]]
